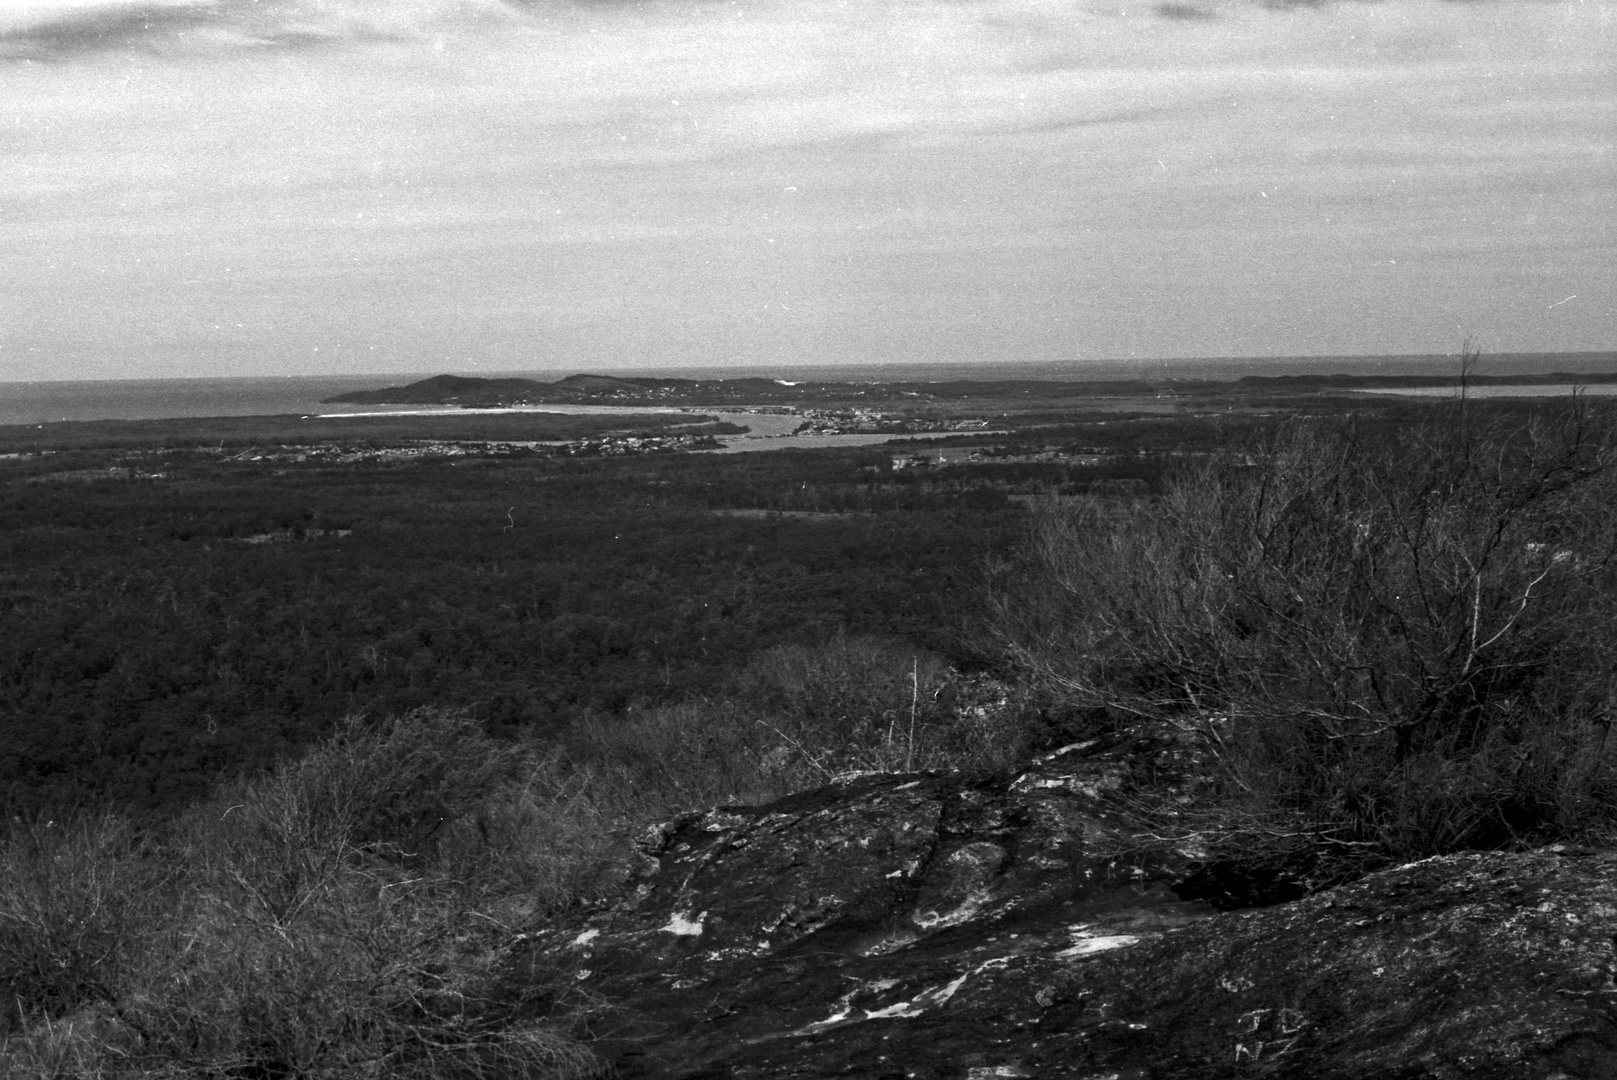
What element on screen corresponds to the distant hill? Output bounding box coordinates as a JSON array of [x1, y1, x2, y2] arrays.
[[323, 375, 549, 405], [322, 369, 1617, 410], [320, 372, 1191, 408], [325, 373, 739, 406], [552, 374, 699, 394], [323, 373, 841, 407]]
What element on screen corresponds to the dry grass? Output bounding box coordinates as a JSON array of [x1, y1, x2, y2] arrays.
[[1, 710, 605, 1080], [566, 634, 1027, 817]]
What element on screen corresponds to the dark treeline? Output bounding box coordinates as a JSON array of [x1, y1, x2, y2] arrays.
[[0, 409, 709, 454], [1, 444, 1047, 816]]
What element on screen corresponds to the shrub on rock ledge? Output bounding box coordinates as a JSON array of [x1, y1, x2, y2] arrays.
[[992, 395, 1617, 870]]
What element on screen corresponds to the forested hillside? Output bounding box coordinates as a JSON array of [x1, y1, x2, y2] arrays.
[[0, 442, 1043, 814]]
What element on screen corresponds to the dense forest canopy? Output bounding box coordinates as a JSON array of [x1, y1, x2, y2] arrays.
[[0, 445, 1025, 814]]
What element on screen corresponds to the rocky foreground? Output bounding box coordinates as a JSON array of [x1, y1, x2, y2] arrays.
[[501, 730, 1617, 1079]]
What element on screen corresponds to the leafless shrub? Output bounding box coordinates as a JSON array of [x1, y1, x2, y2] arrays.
[[992, 395, 1617, 866], [561, 634, 1025, 832], [0, 814, 168, 1039], [735, 632, 1025, 776]]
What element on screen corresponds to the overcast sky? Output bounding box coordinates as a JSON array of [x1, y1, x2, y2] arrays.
[[0, 0, 1611, 381]]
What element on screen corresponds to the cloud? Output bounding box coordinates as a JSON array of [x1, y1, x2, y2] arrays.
[[0, 0, 1563, 63], [0, 0, 1611, 379], [0, 0, 517, 58], [1017, 108, 1170, 134], [1155, 2, 1221, 20], [0, 0, 203, 57]]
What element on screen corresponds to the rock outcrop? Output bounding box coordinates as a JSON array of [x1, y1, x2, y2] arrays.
[[502, 730, 1617, 1078]]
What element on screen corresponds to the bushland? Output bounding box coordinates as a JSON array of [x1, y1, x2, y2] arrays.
[[0, 711, 606, 1079], [14, 383, 1613, 1072], [991, 395, 1617, 878], [0, 634, 1025, 1078]]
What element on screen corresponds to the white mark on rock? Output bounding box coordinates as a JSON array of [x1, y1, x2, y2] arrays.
[[789, 985, 861, 1037], [866, 970, 970, 1021], [789, 967, 978, 1037], [661, 909, 706, 936], [856, 928, 919, 956], [1037, 739, 1100, 761], [930, 970, 972, 1005], [1056, 935, 1139, 958], [913, 889, 989, 930], [1010, 766, 1122, 799], [791, 1007, 853, 1036], [570, 929, 600, 948]]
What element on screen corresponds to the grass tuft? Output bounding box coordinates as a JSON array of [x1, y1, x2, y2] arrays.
[[1, 710, 605, 1079]]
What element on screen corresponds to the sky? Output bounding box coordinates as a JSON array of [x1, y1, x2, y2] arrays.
[[0, 0, 1611, 381]]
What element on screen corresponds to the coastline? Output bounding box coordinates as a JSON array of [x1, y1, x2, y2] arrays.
[[4, 350, 1616, 426]]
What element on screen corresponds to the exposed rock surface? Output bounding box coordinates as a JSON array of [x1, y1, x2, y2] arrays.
[[503, 731, 1617, 1079]]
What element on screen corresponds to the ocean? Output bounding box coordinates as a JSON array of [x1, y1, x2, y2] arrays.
[[0, 375, 410, 427], [2, 354, 1614, 428]]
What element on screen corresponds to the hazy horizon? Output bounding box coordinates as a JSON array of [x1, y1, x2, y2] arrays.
[[7, 350, 1617, 426], [2, 0, 1611, 383], [6, 348, 1617, 387]]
